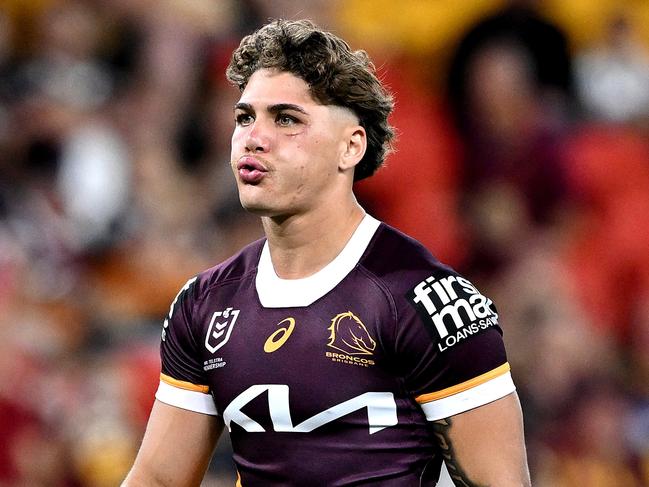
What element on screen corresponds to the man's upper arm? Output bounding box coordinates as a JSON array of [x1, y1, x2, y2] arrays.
[[432, 392, 531, 487], [398, 268, 530, 485], [123, 400, 223, 487]]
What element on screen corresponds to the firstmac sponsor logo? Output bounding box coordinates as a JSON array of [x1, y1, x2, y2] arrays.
[[408, 274, 499, 352]]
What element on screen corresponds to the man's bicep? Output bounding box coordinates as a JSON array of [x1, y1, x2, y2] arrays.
[[123, 400, 223, 487], [431, 392, 531, 487]]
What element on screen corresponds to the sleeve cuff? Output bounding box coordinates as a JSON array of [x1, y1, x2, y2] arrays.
[[155, 380, 219, 416], [417, 364, 516, 421]]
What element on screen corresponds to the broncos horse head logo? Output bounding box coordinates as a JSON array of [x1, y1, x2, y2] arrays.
[[327, 311, 376, 355]]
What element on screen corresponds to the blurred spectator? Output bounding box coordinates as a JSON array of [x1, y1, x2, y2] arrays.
[[575, 12, 649, 125], [627, 295, 649, 484], [534, 379, 645, 487], [447, 0, 574, 135], [445, 0, 574, 279]]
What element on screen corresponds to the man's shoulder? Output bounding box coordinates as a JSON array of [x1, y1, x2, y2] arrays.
[[361, 222, 454, 287], [192, 238, 265, 297]]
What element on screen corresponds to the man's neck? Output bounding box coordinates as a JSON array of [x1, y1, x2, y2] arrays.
[[261, 202, 365, 279]]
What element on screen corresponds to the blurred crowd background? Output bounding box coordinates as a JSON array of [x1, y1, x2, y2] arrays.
[[1, 0, 648, 485]]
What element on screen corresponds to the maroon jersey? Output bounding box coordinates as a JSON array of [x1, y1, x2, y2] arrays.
[[156, 215, 515, 486]]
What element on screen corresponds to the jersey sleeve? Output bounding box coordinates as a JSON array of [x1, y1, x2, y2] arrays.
[[396, 269, 515, 421], [154, 276, 218, 415]]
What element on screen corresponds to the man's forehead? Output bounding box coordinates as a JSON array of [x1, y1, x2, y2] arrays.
[[237, 68, 358, 121], [239, 69, 314, 105]]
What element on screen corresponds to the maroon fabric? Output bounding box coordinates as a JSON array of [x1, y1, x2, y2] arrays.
[[161, 222, 508, 486]]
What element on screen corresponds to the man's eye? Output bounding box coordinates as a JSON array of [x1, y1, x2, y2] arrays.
[[276, 114, 297, 127], [236, 113, 253, 126]]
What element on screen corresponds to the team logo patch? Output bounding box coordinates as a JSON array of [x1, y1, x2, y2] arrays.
[[205, 307, 240, 353], [326, 311, 376, 367], [408, 273, 499, 352]]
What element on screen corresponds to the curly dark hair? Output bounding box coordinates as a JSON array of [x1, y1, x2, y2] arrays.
[[226, 19, 395, 181]]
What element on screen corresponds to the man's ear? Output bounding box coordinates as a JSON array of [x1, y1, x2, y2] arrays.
[[339, 126, 367, 172]]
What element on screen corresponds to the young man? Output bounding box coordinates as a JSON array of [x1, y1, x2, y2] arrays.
[[123, 19, 531, 487]]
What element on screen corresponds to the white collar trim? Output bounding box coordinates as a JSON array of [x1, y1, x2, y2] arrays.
[[256, 214, 380, 308]]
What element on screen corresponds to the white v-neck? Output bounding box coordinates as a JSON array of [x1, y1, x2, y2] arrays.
[[255, 214, 380, 308]]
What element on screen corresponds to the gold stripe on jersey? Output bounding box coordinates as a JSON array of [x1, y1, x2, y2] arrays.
[[415, 362, 510, 404], [160, 373, 210, 394], [235, 471, 242, 487]]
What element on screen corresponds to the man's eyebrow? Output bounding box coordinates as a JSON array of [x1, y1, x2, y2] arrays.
[[234, 102, 253, 112], [233, 102, 309, 115], [268, 103, 308, 115]]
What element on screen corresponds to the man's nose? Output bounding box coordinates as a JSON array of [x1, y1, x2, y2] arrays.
[[245, 122, 270, 152]]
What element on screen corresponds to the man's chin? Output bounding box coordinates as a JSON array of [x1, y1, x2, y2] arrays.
[[240, 201, 298, 223], [239, 199, 275, 217]]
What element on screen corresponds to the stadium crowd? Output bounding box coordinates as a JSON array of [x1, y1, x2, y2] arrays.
[[1, 0, 648, 485]]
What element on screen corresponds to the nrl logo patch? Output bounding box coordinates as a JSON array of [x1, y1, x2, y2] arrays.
[[205, 307, 240, 353]]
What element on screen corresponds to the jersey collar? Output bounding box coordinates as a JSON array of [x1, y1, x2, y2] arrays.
[[256, 213, 380, 308]]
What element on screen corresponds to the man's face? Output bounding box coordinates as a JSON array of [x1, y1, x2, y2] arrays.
[[230, 68, 359, 218]]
